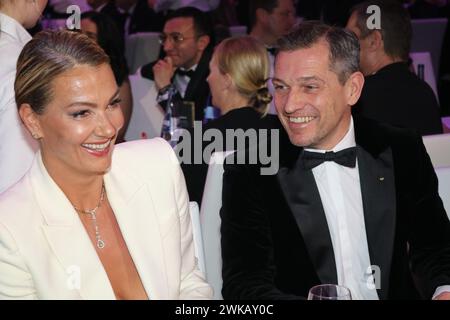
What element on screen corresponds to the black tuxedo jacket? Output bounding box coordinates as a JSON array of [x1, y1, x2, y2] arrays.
[[128, 0, 165, 34], [141, 48, 213, 121], [100, 1, 125, 35], [354, 62, 443, 136], [220, 116, 450, 300]]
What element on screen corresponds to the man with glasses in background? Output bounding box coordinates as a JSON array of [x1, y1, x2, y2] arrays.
[[140, 6, 214, 121]]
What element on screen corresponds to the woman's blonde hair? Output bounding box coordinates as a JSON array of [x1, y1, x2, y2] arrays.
[[214, 36, 272, 115], [15, 29, 110, 114]]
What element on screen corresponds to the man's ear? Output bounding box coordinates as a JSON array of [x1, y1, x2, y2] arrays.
[[346, 71, 365, 107], [18, 104, 43, 140], [196, 34, 210, 51], [367, 30, 383, 52]]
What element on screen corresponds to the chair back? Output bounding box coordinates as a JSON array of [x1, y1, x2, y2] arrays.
[[125, 74, 164, 141], [423, 133, 450, 168], [228, 25, 247, 36], [199, 151, 234, 300], [411, 18, 448, 79], [125, 32, 161, 74], [435, 167, 450, 220]]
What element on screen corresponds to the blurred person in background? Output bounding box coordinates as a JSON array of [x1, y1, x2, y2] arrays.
[[0, 0, 47, 194], [347, 0, 443, 135]]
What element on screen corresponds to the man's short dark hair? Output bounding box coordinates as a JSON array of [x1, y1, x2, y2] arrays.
[[166, 6, 215, 47], [249, 0, 279, 28], [350, 0, 411, 61], [277, 21, 360, 85]]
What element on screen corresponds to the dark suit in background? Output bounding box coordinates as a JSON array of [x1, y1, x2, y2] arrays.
[[100, 0, 125, 34], [127, 0, 165, 34], [99, 0, 164, 37], [221, 116, 450, 299], [354, 62, 443, 136]]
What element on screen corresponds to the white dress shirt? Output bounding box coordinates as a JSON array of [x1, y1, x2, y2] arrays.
[[306, 117, 379, 300], [0, 13, 38, 194], [173, 64, 197, 98], [307, 117, 450, 299], [117, 3, 137, 36]]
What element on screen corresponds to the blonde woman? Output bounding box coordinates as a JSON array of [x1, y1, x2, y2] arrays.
[[180, 36, 279, 205], [0, 30, 212, 300], [0, 0, 47, 193]]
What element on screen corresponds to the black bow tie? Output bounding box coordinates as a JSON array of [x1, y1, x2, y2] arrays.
[[266, 47, 277, 55], [176, 68, 195, 78], [301, 147, 357, 170]]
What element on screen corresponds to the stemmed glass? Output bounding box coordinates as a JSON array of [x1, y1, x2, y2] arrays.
[[307, 284, 352, 300]]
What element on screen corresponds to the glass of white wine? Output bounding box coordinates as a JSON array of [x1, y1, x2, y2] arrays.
[[307, 284, 352, 300]]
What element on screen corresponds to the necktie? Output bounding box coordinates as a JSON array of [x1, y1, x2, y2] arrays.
[[176, 68, 195, 78], [301, 147, 357, 170]]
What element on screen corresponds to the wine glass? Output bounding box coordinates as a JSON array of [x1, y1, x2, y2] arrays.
[[307, 284, 352, 300]]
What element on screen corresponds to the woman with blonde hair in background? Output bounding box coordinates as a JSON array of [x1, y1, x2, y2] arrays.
[[0, 0, 47, 194], [0, 30, 212, 300], [179, 35, 279, 205]]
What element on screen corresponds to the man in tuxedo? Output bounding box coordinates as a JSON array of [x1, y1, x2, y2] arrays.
[[346, 0, 443, 135], [140, 6, 214, 121], [220, 21, 450, 300]]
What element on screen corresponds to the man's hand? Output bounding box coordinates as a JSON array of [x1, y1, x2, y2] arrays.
[[153, 56, 175, 90], [434, 292, 450, 300]]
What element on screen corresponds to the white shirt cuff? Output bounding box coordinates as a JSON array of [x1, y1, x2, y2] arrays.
[[432, 285, 450, 299]]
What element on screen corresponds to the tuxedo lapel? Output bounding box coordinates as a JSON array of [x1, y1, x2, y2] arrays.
[[355, 119, 397, 300], [31, 154, 115, 300], [356, 147, 396, 300], [184, 48, 211, 102], [103, 169, 169, 300], [276, 145, 338, 284]]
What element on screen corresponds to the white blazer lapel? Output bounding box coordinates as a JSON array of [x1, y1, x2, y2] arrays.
[[31, 153, 115, 300], [104, 167, 169, 299]]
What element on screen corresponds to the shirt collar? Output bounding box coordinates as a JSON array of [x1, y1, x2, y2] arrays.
[[178, 64, 198, 72], [0, 12, 32, 45], [117, 3, 137, 15], [305, 116, 356, 153]]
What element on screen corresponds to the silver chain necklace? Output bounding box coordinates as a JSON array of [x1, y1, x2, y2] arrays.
[[72, 183, 106, 249]]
